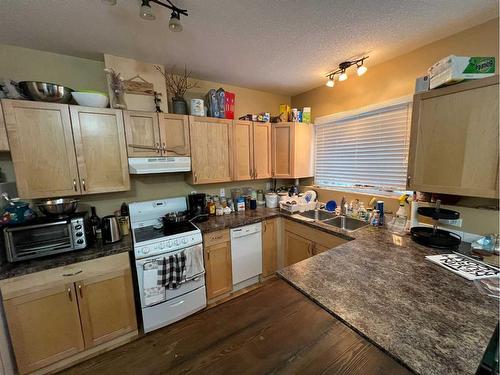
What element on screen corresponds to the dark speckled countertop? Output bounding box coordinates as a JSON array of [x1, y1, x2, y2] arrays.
[[0, 235, 132, 280], [198, 208, 498, 375]]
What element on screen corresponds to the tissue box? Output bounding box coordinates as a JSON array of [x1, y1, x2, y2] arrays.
[[428, 55, 495, 89]]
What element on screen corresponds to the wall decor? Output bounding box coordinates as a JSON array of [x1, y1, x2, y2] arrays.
[[154, 65, 198, 114], [123, 75, 154, 96]]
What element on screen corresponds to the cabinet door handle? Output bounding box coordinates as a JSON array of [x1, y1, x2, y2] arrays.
[[207, 250, 210, 260], [62, 270, 82, 277], [78, 284, 83, 298], [73, 179, 77, 191], [255, 171, 258, 179], [162, 142, 166, 153], [67, 287, 72, 302], [155, 142, 160, 153], [194, 173, 198, 183], [82, 178, 86, 191]]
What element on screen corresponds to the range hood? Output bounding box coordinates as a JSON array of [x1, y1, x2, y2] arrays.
[[128, 157, 191, 174]]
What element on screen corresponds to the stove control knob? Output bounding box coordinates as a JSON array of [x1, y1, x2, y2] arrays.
[[167, 241, 172, 248], [174, 239, 179, 246], [183, 238, 188, 244], [142, 247, 150, 254], [159, 243, 165, 250]]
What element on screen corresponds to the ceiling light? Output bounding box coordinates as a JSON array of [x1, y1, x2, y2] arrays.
[[102, 0, 117, 5], [169, 11, 183, 32], [140, 0, 155, 20], [357, 64, 368, 76], [325, 56, 369, 86]]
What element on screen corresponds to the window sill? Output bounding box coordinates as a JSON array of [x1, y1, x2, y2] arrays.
[[310, 185, 408, 199]]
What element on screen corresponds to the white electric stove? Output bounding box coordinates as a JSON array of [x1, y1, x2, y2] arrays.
[[129, 197, 206, 333]]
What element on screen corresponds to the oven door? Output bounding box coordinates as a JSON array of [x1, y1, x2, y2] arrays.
[[5, 221, 73, 262], [136, 245, 205, 308]]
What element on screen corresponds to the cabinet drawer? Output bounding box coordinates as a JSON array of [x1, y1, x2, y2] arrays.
[[203, 229, 230, 247], [0, 252, 131, 300]]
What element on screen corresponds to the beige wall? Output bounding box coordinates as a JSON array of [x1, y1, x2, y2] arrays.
[[292, 18, 499, 120], [292, 18, 500, 236], [0, 44, 107, 92], [80, 174, 271, 215]]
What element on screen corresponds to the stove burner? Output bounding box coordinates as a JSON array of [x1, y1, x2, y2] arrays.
[[426, 253, 500, 280]]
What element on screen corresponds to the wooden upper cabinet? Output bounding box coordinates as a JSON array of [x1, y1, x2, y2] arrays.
[[123, 110, 160, 157], [189, 117, 232, 184], [3, 283, 84, 374], [253, 122, 272, 179], [159, 113, 190, 156], [70, 106, 130, 195], [272, 122, 313, 179], [2, 100, 81, 199], [233, 120, 254, 181], [77, 268, 137, 348], [262, 218, 278, 277], [0, 104, 10, 151], [408, 76, 499, 198]]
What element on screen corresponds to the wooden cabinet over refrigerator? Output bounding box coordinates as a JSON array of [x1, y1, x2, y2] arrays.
[[408, 75, 499, 198]]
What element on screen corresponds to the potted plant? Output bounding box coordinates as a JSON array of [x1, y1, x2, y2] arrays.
[[154, 65, 198, 114]]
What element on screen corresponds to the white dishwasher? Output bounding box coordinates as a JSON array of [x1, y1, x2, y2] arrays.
[[230, 223, 262, 287]]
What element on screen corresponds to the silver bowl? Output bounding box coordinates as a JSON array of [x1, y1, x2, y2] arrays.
[[19, 81, 74, 103], [37, 199, 79, 216]]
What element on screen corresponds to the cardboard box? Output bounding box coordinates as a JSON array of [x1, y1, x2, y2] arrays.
[[428, 55, 495, 89], [279, 104, 290, 121]]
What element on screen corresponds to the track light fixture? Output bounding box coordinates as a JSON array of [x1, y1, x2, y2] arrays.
[[104, 0, 188, 31], [325, 56, 369, 88]]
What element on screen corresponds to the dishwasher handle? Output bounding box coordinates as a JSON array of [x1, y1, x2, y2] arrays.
[[231, 226, 261, 239]]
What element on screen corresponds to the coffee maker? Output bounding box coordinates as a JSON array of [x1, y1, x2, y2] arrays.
[[188, 193, 208, 222]]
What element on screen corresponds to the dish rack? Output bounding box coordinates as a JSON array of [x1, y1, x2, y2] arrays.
[[279, 201, 316, 213]]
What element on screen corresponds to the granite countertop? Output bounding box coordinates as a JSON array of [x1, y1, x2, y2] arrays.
[[0, 235, 132, 280], [196, 208, 498, 374]]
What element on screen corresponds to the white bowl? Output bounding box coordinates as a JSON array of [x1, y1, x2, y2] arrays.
[[71, 92, 109, 108]]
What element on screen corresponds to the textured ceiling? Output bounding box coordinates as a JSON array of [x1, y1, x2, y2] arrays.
[[0, 0, 497, 95]]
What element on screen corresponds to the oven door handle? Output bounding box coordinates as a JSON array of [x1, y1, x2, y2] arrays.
[[15, 242, 72, 254], [5, 221, 69, 232]]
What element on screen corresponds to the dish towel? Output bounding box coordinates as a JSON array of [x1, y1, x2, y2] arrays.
[[157, 253, 186, 289], [143, 262, 164, 306], [184, 244, 205, 280]]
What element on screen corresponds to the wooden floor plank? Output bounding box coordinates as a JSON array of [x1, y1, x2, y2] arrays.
[[61, 280, 412, 375]]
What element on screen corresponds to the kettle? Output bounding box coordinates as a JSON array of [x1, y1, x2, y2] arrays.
[[101, 215, 122, 244]]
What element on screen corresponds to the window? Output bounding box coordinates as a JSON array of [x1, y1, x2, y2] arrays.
[[314, 99, 412, 191]]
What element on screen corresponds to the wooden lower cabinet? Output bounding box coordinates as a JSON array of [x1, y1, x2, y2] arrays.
[[262, 218, 278, 277], [77, 269, 137, 348], [0, 253, 137, 374], [3, 284, 84, 374], [283, 219, 347, 266], [203, 230, 232, 299], [284, 231, 313, 266]]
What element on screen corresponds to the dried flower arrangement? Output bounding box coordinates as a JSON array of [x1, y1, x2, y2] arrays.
[[104, 68, 127, 109], [153, 65, 198, 100]]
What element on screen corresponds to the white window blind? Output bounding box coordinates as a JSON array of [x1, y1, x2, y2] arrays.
[[315, 101, 412, 190]]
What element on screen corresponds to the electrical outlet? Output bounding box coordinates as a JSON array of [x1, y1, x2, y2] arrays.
[[440, 218, 463, 227], [266, 182, 271, 191]]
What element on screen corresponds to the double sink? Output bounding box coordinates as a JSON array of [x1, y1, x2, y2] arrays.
[[297, 210, 368, 232]]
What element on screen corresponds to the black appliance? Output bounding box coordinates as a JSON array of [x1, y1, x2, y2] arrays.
[[188, 193, 208, 222]]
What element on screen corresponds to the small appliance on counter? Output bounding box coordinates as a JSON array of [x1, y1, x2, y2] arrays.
[[410, 200, 461, 250], [101, 215, 122, 244], [2, 212, 88, 262], [188, 193, 208, 222]]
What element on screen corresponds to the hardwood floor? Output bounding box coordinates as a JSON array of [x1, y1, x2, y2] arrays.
[[61, 279, 412, 375]]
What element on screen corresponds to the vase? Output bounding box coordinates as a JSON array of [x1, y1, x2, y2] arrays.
[[172, 97, 187, 114]]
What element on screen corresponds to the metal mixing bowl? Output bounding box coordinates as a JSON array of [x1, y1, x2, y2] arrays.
[[19, 81, 74, 103], [37, 199, 79, 216]]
